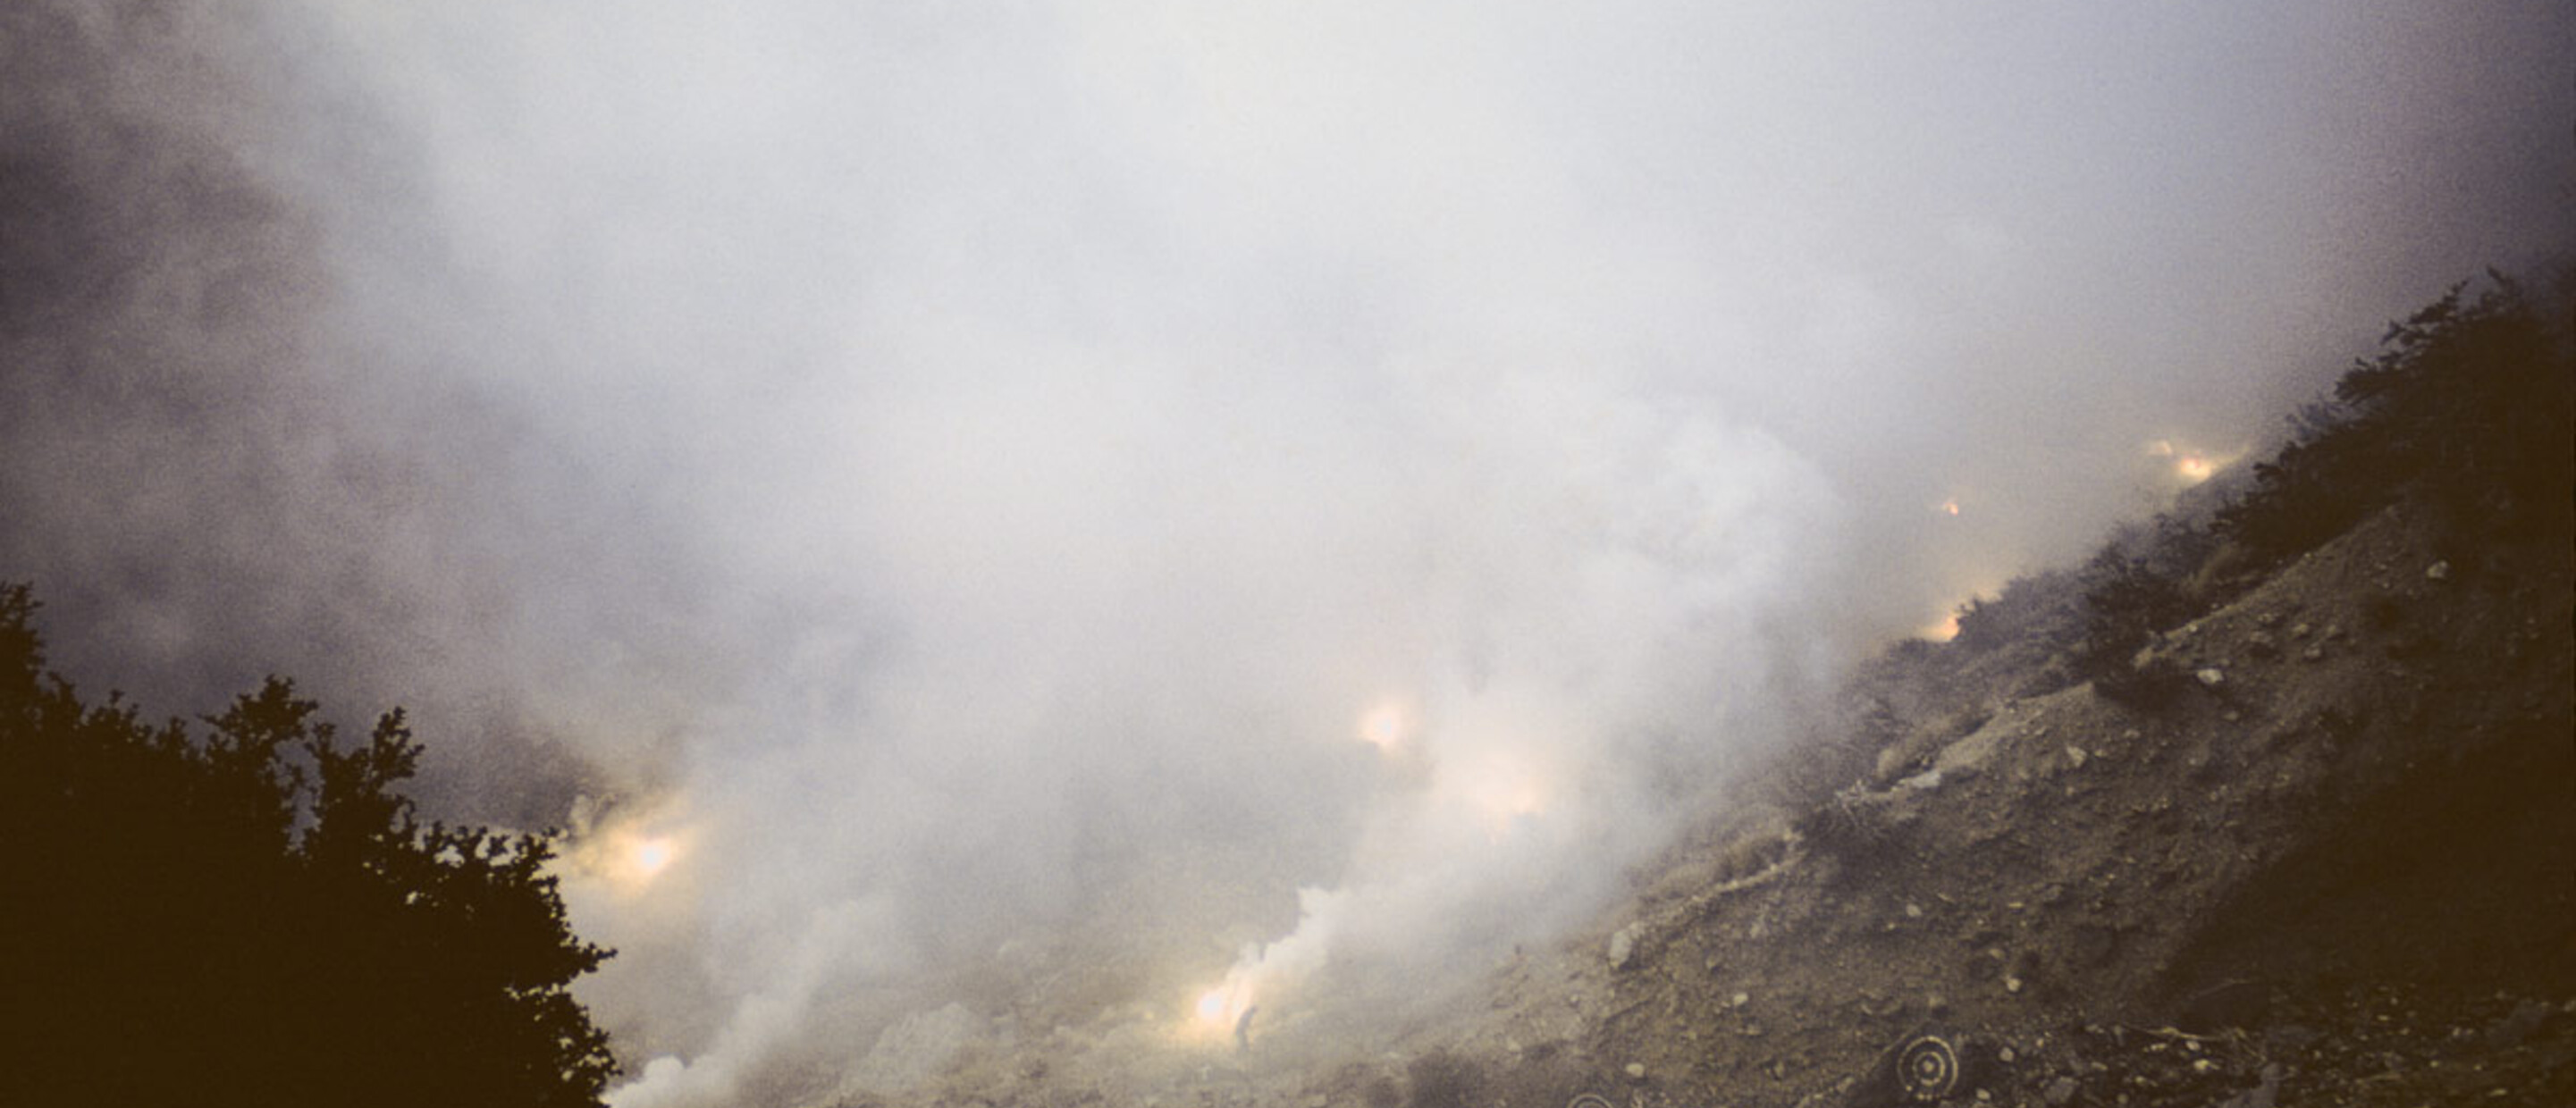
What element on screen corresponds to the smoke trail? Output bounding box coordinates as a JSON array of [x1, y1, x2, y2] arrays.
[[6, 2, 2570, 1103]]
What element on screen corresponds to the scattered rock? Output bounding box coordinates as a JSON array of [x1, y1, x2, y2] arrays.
[[1900, 768, 1944, 792], [2212, 1063, 2283, 1108], [1625, 1062, 1647, 1081], [1857, 995, 1908, 1019], [1936, 725, 2008, 776], [1607, 924, 1640, 970], [1873, 743, 1914, 783], [2043, 1075, 2080, 1105], [2196, 667, 2226, 687], [2485, 998, 2554, 1048], [2425, 560, 2452, 581]]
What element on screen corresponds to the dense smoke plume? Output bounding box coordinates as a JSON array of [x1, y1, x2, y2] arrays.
[[5, 1, 2570, 1103]]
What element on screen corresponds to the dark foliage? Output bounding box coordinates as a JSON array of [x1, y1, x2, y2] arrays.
[[2050, 272, 2573, 707], [0, 583, 617, 1107], [2219, 273, 2576, 558], [1949, 568, 2086, 657], [2067, 543, 2193, 700]]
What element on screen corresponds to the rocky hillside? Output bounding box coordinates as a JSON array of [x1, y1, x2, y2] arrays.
[[1406, 492, 2574, 1108], [839, 275, 2573, 1108], [851, 473, 2572, 1108]]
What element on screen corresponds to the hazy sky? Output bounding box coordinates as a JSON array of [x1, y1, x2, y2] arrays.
[[5, 1, 2570, 1103]]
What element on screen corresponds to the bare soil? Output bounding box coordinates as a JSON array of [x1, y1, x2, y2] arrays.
[[847, 495, 2575, 1108]]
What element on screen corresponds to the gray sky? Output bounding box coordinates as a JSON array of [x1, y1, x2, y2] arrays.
[[5, 1, 2570, 1102]]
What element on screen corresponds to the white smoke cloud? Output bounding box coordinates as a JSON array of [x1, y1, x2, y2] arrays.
[[6, 1, 2571, 1103]]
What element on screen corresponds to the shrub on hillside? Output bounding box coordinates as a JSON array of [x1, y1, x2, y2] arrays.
[[2220, 273, 2576, 559], [1949, 568, 2086, 657], [2067, 528, 2207, 708]]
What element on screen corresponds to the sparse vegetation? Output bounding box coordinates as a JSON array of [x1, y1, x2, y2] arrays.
[[2067, 542, 2197, 707], [0, 583, 618, 1107], [2046, 270, 2573, 705], [2219, 272, 2576, 559], [1949, 568, 2086, 659]]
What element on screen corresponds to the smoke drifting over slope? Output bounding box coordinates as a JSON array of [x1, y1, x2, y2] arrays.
[[6, 1, 2570, 1102]]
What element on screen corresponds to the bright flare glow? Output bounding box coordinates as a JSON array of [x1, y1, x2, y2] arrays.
[[2146, 439, 2241, 487], [1937, 498, 1962, 516], [1481, 781, 1545, 824], [1457, 756, 1549, 837], [1358, 702, 1405, 751], [586, 823, 689, 894], [1184, 975, 1256, 1044], [631, 837, 676, 878]]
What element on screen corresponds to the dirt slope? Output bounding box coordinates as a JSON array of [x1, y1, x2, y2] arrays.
[[843, 492, 2573, 1108], [1358, 497, 2574, 1108]]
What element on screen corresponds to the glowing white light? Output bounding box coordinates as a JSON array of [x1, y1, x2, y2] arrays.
[[1479, 781, 1545, 822], [1358, 702, 1405, 750], [1454, 755, 1548, 837], [2147, 440, 2239, 487], [1185, 977, 1256, 1044], [631, 837, 676, 878]]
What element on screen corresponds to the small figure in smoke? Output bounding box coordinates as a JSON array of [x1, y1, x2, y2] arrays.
[[1233, 1005, 1259, 1053]]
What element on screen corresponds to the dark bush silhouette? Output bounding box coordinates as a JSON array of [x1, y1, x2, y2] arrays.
[[2047, 270, 2572, 707], [0, 583, 617, 1107], [1949, 567, 2085, 657], [2219, 273, 2576, 558], [2067, 542, 2196, 702]]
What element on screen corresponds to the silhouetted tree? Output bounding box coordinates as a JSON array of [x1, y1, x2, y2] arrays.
[[2219, 273, 2576, 558], [0, 583, 617, 1107]]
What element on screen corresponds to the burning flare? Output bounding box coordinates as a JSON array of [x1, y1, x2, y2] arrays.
[[1358, 701, 1407, 751], [629, 836, 678, 880], [2147, 439, 2239, 487], [1184, 972, 1258, 1046], [561, 793, 695, 895]]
